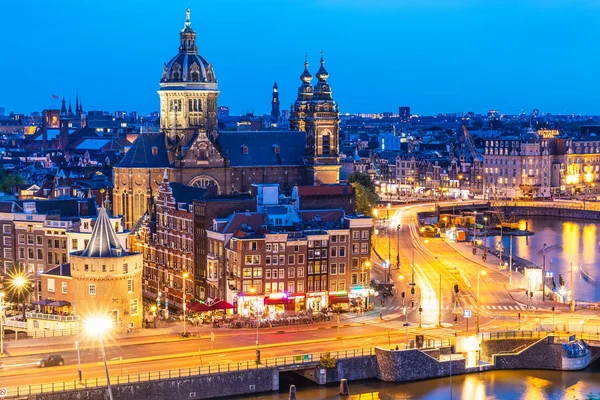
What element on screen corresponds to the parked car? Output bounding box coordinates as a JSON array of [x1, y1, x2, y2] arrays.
[[37, 355, 64, 368]]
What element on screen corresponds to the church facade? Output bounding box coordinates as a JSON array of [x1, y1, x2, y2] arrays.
[[114, 9, 341, 229]]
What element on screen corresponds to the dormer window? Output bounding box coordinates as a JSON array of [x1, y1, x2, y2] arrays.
[[152, 146, 159, 155], [241, 145, 248, 154], [273, 145, 280, 154]]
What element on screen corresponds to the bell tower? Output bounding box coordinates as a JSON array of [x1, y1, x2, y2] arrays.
[[158, 8, 219, 164], [270, 81, 280, 124], [303, 53, 340, 185]]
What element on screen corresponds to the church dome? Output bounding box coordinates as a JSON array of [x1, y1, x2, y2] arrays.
[[160, 8, 217, 85]]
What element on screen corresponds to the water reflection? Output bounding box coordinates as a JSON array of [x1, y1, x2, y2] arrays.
[[486, 217, 600, 302], [234, 364, 600, 400]]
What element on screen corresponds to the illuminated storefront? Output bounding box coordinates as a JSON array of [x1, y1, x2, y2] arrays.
[[306, 292, 327, 311]]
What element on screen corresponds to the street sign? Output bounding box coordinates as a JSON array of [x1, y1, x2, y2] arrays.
[[0, 388, 7, 397], [463, 309, 472, 318]]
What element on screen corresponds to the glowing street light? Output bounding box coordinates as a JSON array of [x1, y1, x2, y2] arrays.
[[182, 271, 190, 336], [85, 316, 114, 400], [249, 287, 261, 364]]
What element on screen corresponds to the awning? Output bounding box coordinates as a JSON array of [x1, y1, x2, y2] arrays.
[[187, 301, 212, 312], [48, 300, 71, 307], [329, 295, 350, 304], [210, 299, 235, 310], [264, 295, 288, 305], [34, 299, 54, 306]]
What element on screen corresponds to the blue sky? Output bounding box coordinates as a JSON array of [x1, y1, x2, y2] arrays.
[[1, 0, 600, 116]]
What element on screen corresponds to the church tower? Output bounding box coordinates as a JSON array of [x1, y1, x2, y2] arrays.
[[158, 8, 219, 163], [270, 81, 280, 123], [303, 53, 341, 185], [289, 56, 313, 133]]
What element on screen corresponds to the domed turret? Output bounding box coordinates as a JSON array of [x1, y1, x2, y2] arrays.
[[313, 52, 332, 101], [160, 8, 216, 84], [300, 57, 312, 84]]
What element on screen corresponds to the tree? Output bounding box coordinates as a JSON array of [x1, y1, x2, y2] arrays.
[[0, 171, 25, 193], [352, 182, 378, 216], [348, 172, 374, 191]]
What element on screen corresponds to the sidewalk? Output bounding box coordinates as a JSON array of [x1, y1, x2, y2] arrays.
[[442, 238, 589, 313], [2, 309, 400, 358]]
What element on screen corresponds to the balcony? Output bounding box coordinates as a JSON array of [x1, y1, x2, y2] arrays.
[[3, 317, 27, 329], [207, 252, 218, 260], [26, 312, 79, 322]]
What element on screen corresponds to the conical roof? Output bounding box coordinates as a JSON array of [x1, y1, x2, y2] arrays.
[[80, 207, 124, 258]]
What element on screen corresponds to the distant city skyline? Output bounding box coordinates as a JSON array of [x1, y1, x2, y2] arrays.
[[2, 0, 600, 116]]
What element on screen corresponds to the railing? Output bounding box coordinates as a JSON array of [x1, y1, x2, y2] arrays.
[[5, 347, 375, 397], [480, 330, 600, 343], [3, 319, 27, 329], [26, 312, 79, 322]]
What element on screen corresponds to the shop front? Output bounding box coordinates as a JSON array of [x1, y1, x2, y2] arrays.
[[306, 292, 327, 311], [350, 285, 374, 311], [328, 291, 350, 312], [287, 294, 306, 314], [236, 294, 264, 318], [264, 293, 288, 318]]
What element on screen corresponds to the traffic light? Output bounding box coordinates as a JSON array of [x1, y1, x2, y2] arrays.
[[411, 287, 415, 295], [552, 306, 555, 312], [454, 284, 459, 294], [418, 307, 423, 313], [401, 291, 406, 299], [454, 315, 458, 323], [518, 313, 521, 320]]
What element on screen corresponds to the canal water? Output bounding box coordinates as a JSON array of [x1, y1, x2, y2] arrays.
[[484, 217, 600, 303], [230, 360, 600, 399]]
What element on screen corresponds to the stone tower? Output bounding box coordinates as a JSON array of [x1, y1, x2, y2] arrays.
[[290, 53, 340, 185], [158, 8, 219, 162], [70, 208, 143, 328], [271, 81, 280, 123]]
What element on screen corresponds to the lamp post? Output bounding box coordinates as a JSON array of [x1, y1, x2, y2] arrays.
[[249, 287, 260, 364], [73, 302, 82, 382], [473, 211, 478, 248], [476, 270, 486, 334], [542, 244, 547, 302], [85, 316, 114, 400], [0, 291, 4, 355], [387, 203, 391, 282], [570, 263, 575, 315], [12, 275, 27, 319], [182, 271, 189, 336], [396, 224, 401, 270]]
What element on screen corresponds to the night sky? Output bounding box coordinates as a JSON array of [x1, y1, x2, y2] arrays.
[[1, 0, 599, 116]]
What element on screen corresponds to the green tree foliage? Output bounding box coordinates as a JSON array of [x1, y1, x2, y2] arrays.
[[319, 352, 337, 369], [348, 172, 374, 191], [349, 172, 378, 216], [0, 171, 25, 193]]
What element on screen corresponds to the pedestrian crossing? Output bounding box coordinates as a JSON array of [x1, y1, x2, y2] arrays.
[[384, 303, 530, 312]]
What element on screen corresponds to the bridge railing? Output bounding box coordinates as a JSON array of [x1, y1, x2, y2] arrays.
[[480, 330, 600, 343], [4, 347, 375, 397]]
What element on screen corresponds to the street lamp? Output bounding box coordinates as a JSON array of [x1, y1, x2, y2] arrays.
[[182, 271, 189, 336], [476, 270, 486, 333], [84, 316, 114, 400], [396, 224, 401, 270], [10, 273, 29, 320], [387, 203, 391, 282], [249, 287, 261, 364]]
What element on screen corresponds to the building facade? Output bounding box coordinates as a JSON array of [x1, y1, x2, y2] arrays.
[[70, 208, 143, 328], [114, 10, 341, 229]]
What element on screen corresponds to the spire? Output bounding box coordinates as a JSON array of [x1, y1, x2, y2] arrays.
[[300, 54, 312, 83], [80, 207, 124, 258], [61, 95, 67, 115], [75, 93, 79, 115], [179, 7, 196, 52], [68, 98, 73, 115], [315, 50, 329, 81]]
